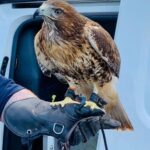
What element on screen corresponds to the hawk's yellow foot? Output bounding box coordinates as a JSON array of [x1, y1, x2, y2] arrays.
[[49, 97, 104, 113], [50, 97, 80, 107], [84, 101, 104, 111]]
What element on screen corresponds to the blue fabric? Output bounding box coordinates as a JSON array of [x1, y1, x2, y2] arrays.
[[0, 75, 24, 116]]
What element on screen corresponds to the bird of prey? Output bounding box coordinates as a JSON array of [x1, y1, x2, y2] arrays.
[[34, 0, 133, 130]]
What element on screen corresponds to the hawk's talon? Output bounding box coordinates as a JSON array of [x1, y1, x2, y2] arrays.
[[84, 101, 104, 111]]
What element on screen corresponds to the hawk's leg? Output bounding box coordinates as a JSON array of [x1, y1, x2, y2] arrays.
[[90, 85, 107, 108], [64, 88, 102, 112], [65, 88, 86, 104], [67, 81, 86, 101], [90, 93, 107, 108], [65, 88, 76, 100], [65, 82, 105, 110]]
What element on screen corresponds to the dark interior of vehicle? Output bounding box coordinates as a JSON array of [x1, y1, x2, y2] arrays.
[[3, 14, 118, 150]]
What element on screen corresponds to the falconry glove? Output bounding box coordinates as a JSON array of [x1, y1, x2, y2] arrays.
[[3, 96, 120, 149], [3, 97, 103, 144]]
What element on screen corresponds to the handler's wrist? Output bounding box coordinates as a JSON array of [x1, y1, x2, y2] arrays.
[[1, 89, 37, 121]]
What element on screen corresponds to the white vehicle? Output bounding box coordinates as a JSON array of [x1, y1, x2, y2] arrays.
[[0, 0, 150, 150]]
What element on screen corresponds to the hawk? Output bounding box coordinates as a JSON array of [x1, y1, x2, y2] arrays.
[[34, 0, 133, 130]]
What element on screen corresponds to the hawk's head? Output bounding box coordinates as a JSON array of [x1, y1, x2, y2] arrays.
[[34, 0, 86, 38]]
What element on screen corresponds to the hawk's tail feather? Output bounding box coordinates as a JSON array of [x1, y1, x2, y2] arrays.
[[105, 96, 133, 131]]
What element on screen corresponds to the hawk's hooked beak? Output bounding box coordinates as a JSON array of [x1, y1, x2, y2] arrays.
[[33, 3, 52, 19], [33, 9, 41, 18]]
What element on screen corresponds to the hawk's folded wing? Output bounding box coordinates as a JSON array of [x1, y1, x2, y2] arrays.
[[85, 24, 121, 77]]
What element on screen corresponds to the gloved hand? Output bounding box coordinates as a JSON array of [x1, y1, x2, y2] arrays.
[[3, 94, 120, 149], [3, 96, 104, 145]]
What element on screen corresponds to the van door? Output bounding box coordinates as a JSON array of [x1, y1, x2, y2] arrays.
[[97, 0, 150, 149]]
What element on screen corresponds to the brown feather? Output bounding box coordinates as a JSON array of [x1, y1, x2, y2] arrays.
[[85, 24, 121, 77]]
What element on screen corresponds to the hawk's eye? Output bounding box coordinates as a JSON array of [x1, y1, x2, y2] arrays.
[[54, 9, 63, 15]]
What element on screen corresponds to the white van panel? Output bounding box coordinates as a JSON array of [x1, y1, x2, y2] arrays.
[[98, 0, 150, 149]]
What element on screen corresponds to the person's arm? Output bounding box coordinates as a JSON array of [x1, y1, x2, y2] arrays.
[[0, 75, 24, 116], [0, 75, 36, 120]]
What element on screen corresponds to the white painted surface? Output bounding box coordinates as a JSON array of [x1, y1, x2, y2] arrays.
[[43, 136, 55, 150], [97, 0, 150, 149], [0, 123, 3, 150]]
